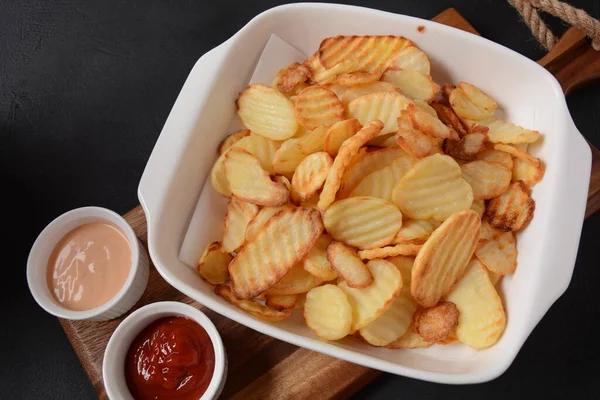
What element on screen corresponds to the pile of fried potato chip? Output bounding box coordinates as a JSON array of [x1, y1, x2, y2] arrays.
[[198, 35, 545, 350]]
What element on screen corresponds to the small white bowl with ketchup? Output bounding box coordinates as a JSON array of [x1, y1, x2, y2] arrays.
[[27, 206, 149, 321], [103, 301, 226, 400]]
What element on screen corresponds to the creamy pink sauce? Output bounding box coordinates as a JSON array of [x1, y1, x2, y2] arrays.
[[46, 222, 132, 311]]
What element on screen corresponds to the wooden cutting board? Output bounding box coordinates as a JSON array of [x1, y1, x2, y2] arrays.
[[59, 8, 600, 400]]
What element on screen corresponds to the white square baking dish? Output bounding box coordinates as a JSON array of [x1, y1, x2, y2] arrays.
[[138, 3, 591, 384]]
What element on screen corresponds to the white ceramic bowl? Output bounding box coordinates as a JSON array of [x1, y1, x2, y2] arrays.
[[27, 206, 149, 321], [103, 301, 226, 400], [137, 3, 591, 384]]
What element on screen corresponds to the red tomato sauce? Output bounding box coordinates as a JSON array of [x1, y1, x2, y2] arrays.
[[125, 316, 215, 400]]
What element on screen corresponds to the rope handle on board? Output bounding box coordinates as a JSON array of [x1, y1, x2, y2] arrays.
[[508, 0, 600, 50]]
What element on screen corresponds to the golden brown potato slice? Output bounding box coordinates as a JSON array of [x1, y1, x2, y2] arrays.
[[318, 121, 384, 209], [245, 204, 295, 243], [475, 221, 518, 274], [392, 154, 473, 221], [236, 84, 298, 140], [348, 91, 413, 135], [224, 148, 289, 206], [387, 45, 431, 74], [318, 35, 410, 73], [229, 208, 323, 299], [323, 119, 362, 156], [265, 294, 298, 311], [274, 62, 312, 94], [324, 197, 403, 249], [445, 258, 506, 348], [326, 241, 373, 288], [411, 210, 480, 307], [460, 160, 512, 200], [485, 180, 535, 231], [291, 152, 333, 203], [295, 86, 344, 130], [357, 243, 422, 259], [382, 68, 440, 102], [197, 241, 232, 285], [449, 82, 497, 121], [221, 197, 259, 253], [338, 259, 403, 331]]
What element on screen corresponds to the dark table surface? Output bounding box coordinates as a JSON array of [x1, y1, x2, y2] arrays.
[[3, 0, 600, 398]]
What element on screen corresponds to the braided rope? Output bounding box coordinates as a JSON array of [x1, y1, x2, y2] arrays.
[[508, 0, 600, 51], [509, 0, 556, 50]]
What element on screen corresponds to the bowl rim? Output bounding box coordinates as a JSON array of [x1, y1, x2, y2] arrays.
[[138, 2, 592, 384], [26, 206, 142, 320], [103, 301, 226, 400]]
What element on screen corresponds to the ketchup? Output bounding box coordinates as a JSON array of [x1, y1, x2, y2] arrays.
[[125, 316, 215, 400]]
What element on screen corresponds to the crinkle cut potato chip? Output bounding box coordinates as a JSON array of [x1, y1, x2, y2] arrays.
[[265, 294, 298, 310], [304, 284, 353, 340], [449, 82, 498, 121], [318, 120, 384, 210], [348, 90, 413, 135], [444, 131, 488, 161], [387, 45, 431, 74], [236, 84, 298, 140], [302, 234, 337, 281], [224, 148, 290, 206], [295, 86, 344, 130], [430, 102, 466, 137], [414, 301, 460, 343], [324, 119, 362, 156], [475, 221, 518, 275], [297, 124, 329, 155], [485, 180, 535, 231], [401, 104, 456, 140], [326, 241, 373, 288], [318, 35, 410, 73], [197, 241, 232, 285], [215, 284, 291, 323], [274, 62, 312, 94], [218, 130, 251, 155], [266, 264, 323, 296], [460, 160, 512, 200], [392, 154, 473, 221], [338, 146, 406, 198], [357, 243, 422, 259], [341, 81, 402, 106], [272, 138, 306, 176], [411, 210, 480, 307], [221, 197, 259, 253], [338, 259, 403, 332], [307, 54, 361, 84], [358, 256, 417, 346], [397, 119, 440, 159], [324, 197, 403, 249], [477, 145, 514, 170], [474, 118, 541, 144], [211, 134, 281, 196], [229, 207, 323, 299], [445, 258, 506, 348], [349, 155, 416, 201], [493, 143, 545, 187], [382, 68, 440, 102], [291, 152, 333, 203], [245, 204, 295, 243]]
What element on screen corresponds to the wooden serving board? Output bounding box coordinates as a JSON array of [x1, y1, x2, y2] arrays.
[[59, 8, 600, 400]]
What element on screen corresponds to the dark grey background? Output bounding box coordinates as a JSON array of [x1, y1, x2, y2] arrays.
[[2, 0, 600, 398]]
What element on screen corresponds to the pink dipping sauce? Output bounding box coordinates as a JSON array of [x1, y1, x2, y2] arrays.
[[46, 222, 132, 311]]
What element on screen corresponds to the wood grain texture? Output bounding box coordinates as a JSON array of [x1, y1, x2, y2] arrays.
[[59, 8, 600, 400]]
